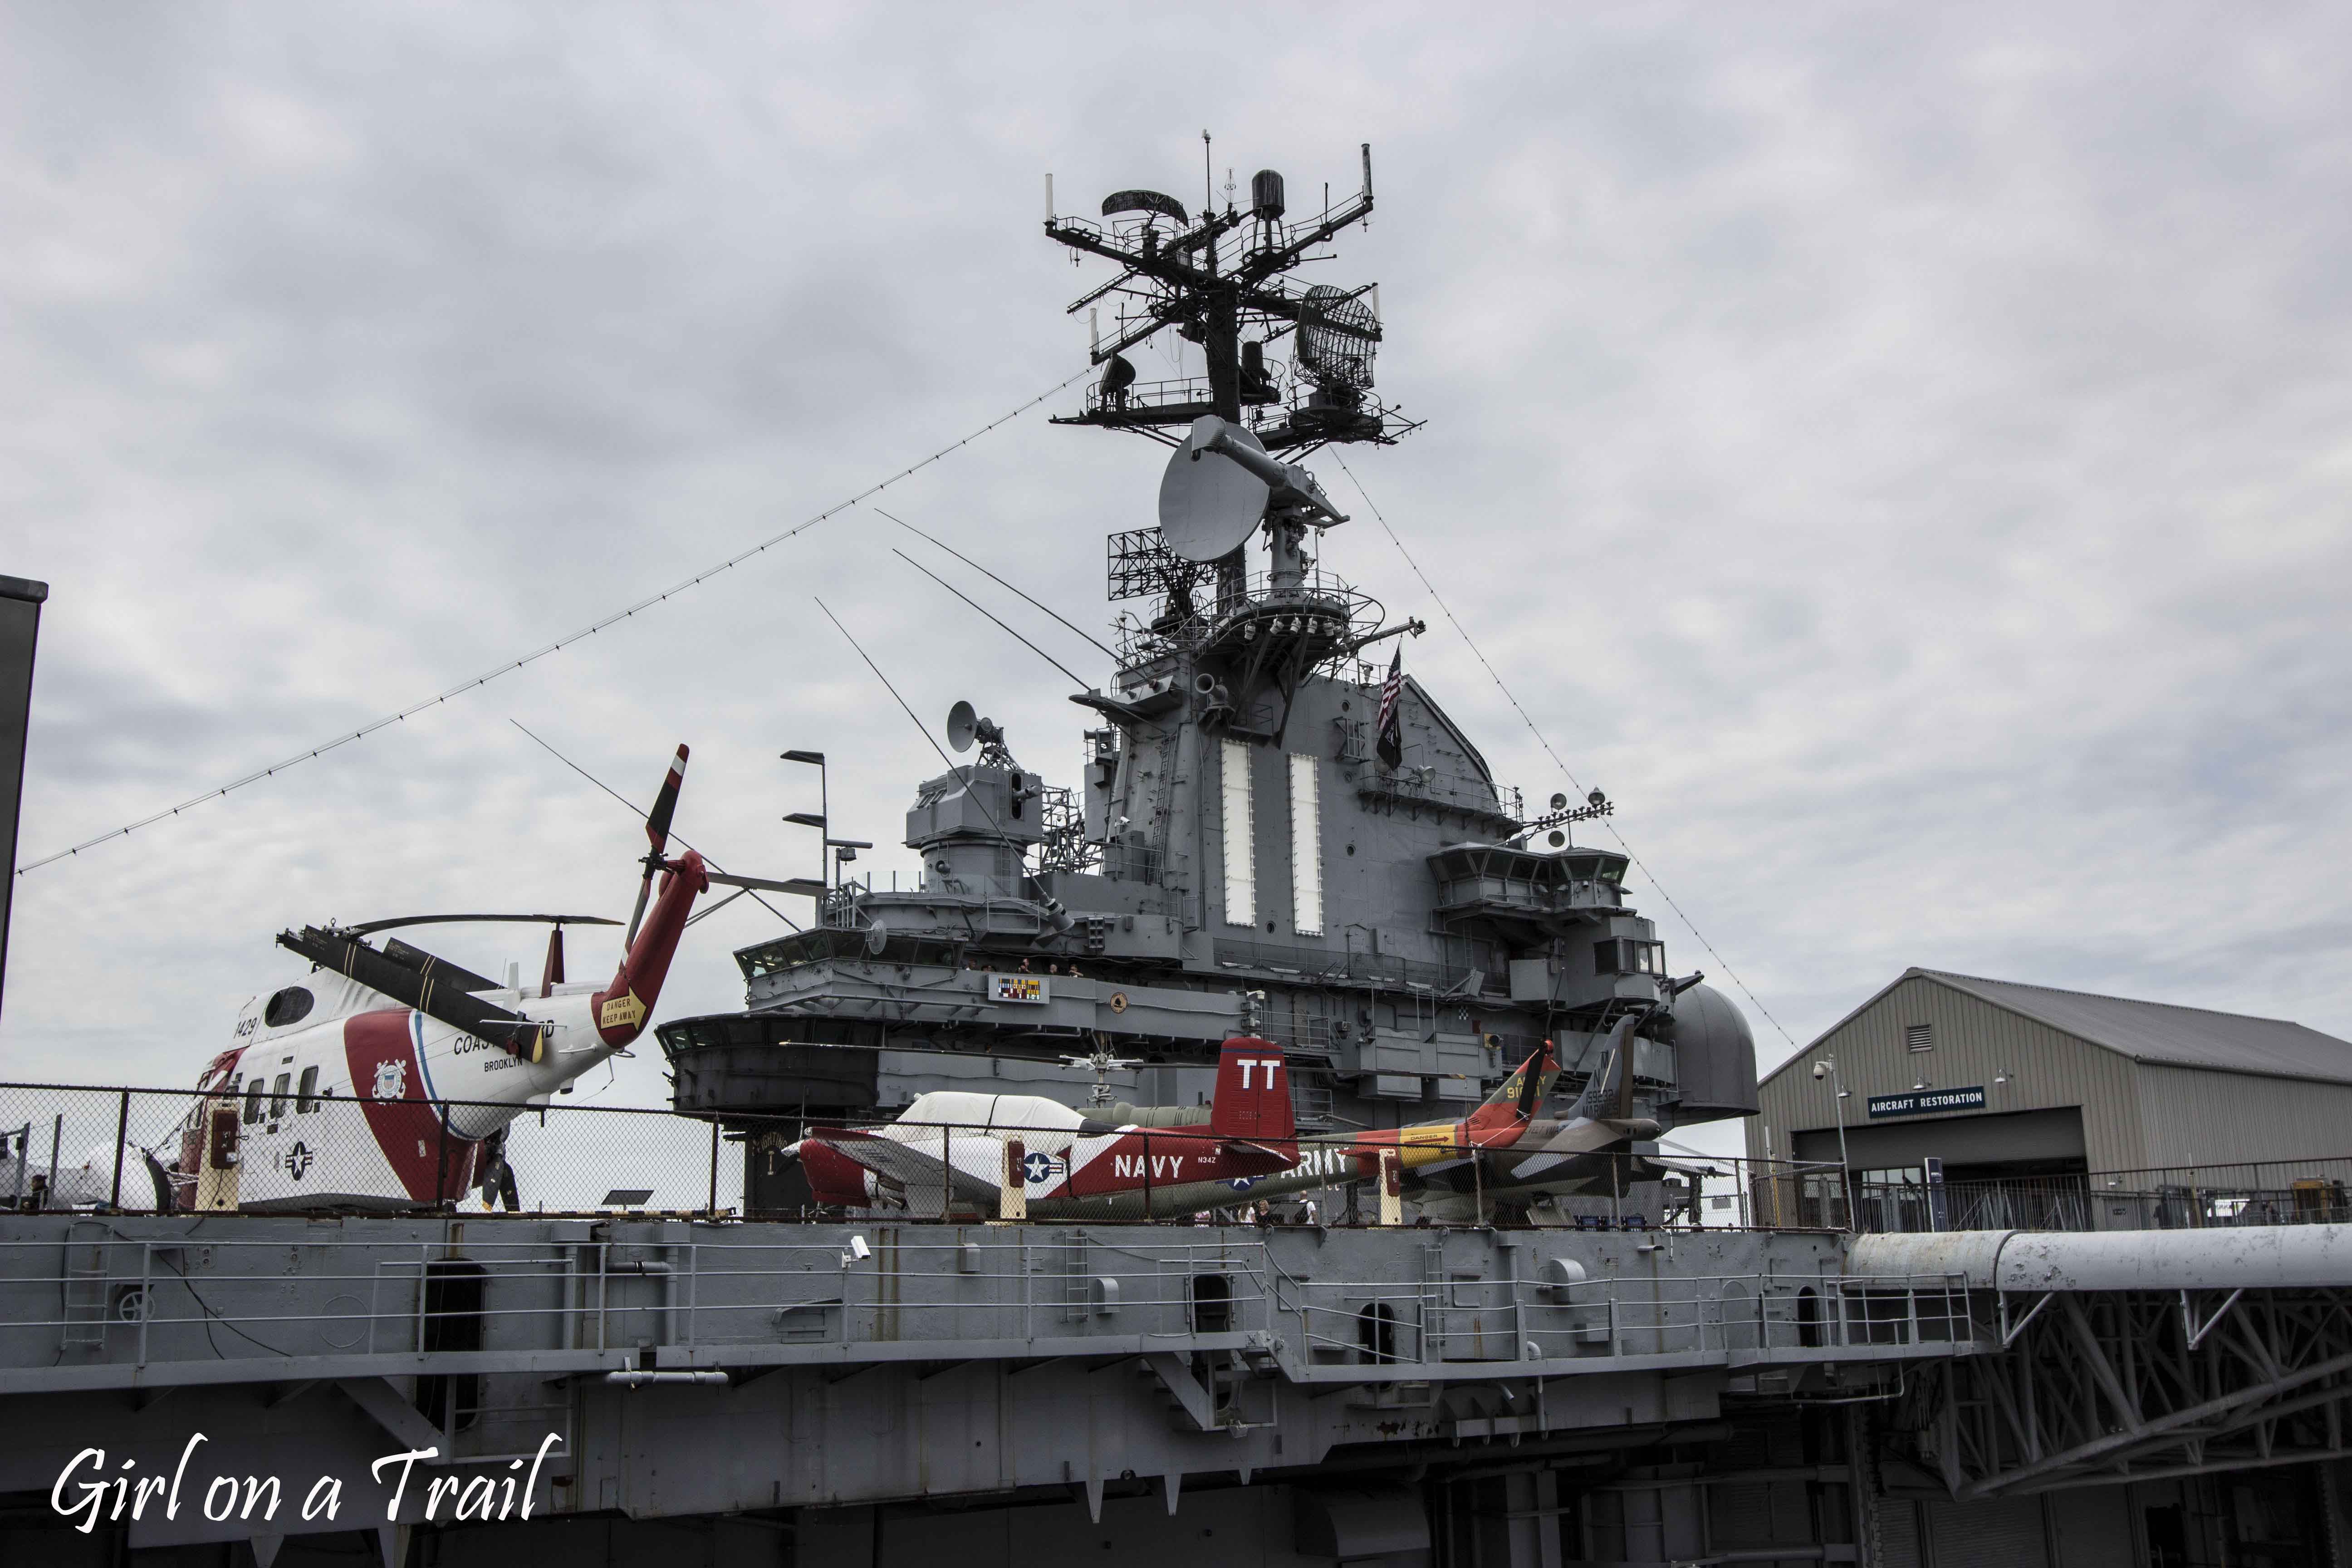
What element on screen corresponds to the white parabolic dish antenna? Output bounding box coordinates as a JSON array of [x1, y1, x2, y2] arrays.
[[1158, 418, 1271, 562]]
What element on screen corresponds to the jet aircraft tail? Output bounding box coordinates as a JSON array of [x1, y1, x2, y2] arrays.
[[1564, 1014, 1642, 1123], [1466, 1040, 1560, 1134], [1208, 1036, 1294, 1142]]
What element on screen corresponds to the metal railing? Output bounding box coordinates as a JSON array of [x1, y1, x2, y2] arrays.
[[0, 1082, 735, 1219], [1279, 1264, 1972, 1368], [0, 1080, 1831, 1233], [0, 1223, 1974, 1414], [1783, 1156, 2352, 1236]]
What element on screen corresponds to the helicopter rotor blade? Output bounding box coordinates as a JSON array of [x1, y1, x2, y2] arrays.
[[341, 913, 621, 938], [646, 745, 688, 858], [277, 926, 550, 1065], [381, 938, 503, 996], [622, 744, 691, 951]]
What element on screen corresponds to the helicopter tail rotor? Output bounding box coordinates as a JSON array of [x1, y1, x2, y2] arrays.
[[622, 744, 690, 951]]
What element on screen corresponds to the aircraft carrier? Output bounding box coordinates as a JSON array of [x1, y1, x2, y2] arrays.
[[4, 147, 2352, 1567]]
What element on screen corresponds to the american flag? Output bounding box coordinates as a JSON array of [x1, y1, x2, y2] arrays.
[[1375, 647, 1403, 767]]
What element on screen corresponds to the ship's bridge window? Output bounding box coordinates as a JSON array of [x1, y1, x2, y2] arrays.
[[1595, 938, 1666, 977]]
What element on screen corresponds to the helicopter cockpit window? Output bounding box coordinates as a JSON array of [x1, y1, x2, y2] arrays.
[[263, 986, 315, 1029], [243, 1079, 265, 1125], [296, 1066, 320, 1112]]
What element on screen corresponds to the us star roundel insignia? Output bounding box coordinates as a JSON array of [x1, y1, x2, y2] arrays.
[[1022, 1151, 1059, 1185]]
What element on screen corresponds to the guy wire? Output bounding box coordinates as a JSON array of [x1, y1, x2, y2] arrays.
[[20, 366, 1093, 877], [813, 599, 1007, 838], [878, 508, 1118, 660], [1332, 451, 1797, 1051], [892, 549, 1089, 688], [507, 720, 800, 933]]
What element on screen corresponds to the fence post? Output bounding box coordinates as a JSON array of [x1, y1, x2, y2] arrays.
[[435, 1108, 450, 1211], [109, 1090, 129, 1210], [706, 1118, 721, 1216]]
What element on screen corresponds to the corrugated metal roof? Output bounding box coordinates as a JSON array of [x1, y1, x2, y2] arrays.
[[1913, 968, 2352, 1086]]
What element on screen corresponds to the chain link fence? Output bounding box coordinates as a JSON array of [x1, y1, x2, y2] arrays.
[[0, 1083, 735, 1218], [0, 1080, 1852, 1231]]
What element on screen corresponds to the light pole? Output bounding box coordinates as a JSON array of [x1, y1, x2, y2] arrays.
[[1812, 1055, 1853, 1230], [780, 750, 833, 919], [781, 749, 875, 924]]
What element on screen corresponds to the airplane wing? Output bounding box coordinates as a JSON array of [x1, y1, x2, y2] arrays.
[[820, 1130, 1003, 1207], [1221, 1138, 1300, 1168]]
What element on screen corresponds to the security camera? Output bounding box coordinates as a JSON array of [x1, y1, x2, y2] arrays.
[[1811, 1063, 1826, 1080], [843, 1235, 871, 1264]]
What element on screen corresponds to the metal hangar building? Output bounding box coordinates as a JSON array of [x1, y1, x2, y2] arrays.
[[1750, 967, 2352, 1227]]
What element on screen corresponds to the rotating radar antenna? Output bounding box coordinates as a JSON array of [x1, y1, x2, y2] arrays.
[[1044, 141, 1421, 457], [1297, 284, 1378, 393]]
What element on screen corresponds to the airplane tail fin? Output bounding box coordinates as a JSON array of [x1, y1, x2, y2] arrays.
[[1208, 1036, 1294, 1142], [1467, 1040, 1559, 1133], [1565, 1014, 1642, 1122]]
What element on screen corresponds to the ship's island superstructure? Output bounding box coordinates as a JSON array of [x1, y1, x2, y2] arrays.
[[658, 147, 1758, 1219]]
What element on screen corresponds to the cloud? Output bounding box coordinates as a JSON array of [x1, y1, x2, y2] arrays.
[[2, 3, 2349, 1113]]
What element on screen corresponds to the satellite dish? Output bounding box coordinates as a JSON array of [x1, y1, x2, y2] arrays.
[[946, 700, 979, 754], [864, 926, 888, 957], [1159, 418, 1270, 562]]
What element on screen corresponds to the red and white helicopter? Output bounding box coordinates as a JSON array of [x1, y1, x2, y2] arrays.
[[168, 745, 725, 1213]]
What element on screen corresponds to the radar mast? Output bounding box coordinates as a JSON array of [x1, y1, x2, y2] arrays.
[[1044, 142, 1414, 456], [1049, 143, 1424, 742]]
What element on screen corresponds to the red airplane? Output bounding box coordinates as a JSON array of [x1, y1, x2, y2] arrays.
[[786, 1037, 1560, 1220]]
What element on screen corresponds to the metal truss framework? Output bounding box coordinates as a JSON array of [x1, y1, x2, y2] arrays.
[[1905, 1286, 2352, 1498]]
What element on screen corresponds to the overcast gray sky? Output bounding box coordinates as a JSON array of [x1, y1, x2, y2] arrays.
[[5, 3, 2349, 1113]]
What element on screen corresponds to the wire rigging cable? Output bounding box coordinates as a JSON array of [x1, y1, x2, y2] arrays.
[[1331, 452, 1797, 1051], [505, 719, 799, 934], [18, 367, 1094, 879], [879, 508, 1118, 661], [812, 598, 1005, 840], [891, 549, 1089, 688]]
